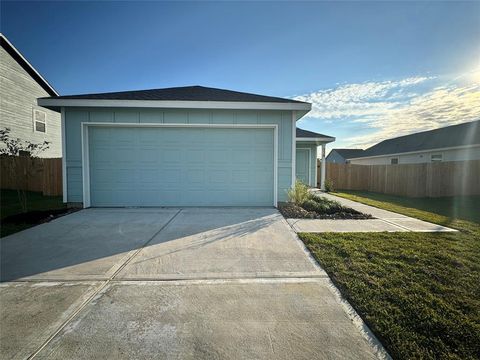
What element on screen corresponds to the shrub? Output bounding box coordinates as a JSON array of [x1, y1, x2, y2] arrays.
[[307, 195, 345, 214], [301, 199, 321, 212], [324, 179, 335, 192], [287, 180, 311, 205]]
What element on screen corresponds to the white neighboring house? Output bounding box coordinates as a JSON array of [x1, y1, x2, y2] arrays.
[[348, 120, 480, 165], [0, 33, 61, 157]]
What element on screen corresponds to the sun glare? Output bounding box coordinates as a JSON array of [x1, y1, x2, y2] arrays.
[[469, 67, 480, 83]]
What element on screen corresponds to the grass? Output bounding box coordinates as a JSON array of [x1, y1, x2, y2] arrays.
[[299, 192, 480, 360], [1, 190, 66, 237], [332, 191, 480, 225]]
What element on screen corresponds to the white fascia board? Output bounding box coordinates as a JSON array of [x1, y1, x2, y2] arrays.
[[61, 107, 67, 203], [348, 143, 480, 161], [296, 137, 336, 144], [37, 98, 311, 112]]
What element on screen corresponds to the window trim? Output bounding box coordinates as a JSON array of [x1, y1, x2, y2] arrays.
[[32, 108, 47, 134], [431, 153, 443, 163]]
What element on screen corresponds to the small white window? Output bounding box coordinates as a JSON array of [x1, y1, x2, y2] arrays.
[[431, 154, 443, 162], [33, 109, 47, 133], [390, 158, 399, 165]]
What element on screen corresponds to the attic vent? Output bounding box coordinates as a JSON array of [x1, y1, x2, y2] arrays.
[[33, 109, 46, 133]]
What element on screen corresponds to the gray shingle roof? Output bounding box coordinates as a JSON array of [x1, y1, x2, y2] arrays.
[[40, 85, 307, 104], [296, 128, 333, 139], [354, 120, 480, 158], [330, 149, 365, 159]]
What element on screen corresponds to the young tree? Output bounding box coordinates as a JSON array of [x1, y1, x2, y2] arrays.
[[0, 128, 50, 213]]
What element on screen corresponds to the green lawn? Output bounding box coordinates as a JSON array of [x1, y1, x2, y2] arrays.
[[299, 192, 480, 360], [333, 191, 480, 225], [1, 190, 66, 237]]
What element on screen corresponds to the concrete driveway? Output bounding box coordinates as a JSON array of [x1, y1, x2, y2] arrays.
[[1, 208, 384, 359]]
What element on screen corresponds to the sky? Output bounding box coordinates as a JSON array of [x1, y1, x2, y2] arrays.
[[2, 1, 479, 150]]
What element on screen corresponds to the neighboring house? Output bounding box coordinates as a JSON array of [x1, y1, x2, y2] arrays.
[[38, 85, 334, 207], [349, 120, 480, 165], [326, 148, 365, 164], [0, 34, 61, 157], [296, 128, 335, 186]]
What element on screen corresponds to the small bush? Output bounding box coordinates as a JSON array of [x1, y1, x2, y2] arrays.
[[324, 179, 335, 192], [287, 180, 311, 205], [305, 196, 342, 214], [302, 199, 322, 212]]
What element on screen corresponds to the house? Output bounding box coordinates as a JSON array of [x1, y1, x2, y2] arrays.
[[296, 128, 335, 187], [38, 85, 335, 207], [348, 120, 480, 165], [0, 34, 61, 157], [326, 148, 365, 164]]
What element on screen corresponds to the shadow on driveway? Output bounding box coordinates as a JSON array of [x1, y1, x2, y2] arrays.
[[0, 207, 302, 281]]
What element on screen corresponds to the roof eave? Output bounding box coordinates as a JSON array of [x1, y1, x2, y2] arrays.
[[37, 98, 311, 113], [1, 34, 58, 96], [296, 136, 336, 145], [348, 143, 480, 160]]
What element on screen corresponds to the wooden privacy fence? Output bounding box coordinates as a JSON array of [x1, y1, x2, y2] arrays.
[[317, 159, 480, 198], [0, 156, 62, 196]]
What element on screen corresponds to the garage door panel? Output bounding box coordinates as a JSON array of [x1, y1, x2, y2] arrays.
[[210, 169, 230, 184], [161, 149, 182, 163], [186, 149, 205, 163], [88, 126, 275, 206], [206, 149, 229, 164]]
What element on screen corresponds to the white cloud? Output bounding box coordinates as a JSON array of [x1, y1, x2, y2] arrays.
[[294, 76, 480, 149]]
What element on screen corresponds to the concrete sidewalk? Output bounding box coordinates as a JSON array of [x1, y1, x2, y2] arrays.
[[288, 192, 457, 233]]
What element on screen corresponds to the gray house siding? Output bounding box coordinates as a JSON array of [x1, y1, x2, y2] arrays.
[[326, 150, 346, 163], [349, 146, 480, 165], [64, 108, 294, 203], [0, 46, 61, 157]]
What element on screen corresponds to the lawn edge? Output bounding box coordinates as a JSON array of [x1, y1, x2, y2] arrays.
[[281, 209, 392, 360]]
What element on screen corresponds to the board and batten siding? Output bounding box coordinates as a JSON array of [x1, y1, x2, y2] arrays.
[[0, 46, 61, 157], [64, 108, 294, 204]]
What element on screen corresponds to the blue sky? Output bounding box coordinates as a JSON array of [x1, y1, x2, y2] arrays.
[[2, 1, 479, 149]]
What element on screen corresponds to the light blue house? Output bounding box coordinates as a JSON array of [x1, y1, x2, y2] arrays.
[[296, 128, 335, 188], [38, 86, 334, 207]]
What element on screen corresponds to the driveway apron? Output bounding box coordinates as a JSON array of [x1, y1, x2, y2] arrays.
[[0, 208, 385, 359]]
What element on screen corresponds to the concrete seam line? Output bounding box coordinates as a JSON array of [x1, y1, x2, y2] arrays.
[[109, 208, 183, 280], [108, 274, 330, 282], [379, 218, 412, 232], [27, 209, 183, 359], [27, 280, 110, 360]]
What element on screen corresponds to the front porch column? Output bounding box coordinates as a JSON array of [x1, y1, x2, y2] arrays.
[[320, 144, 326, 190]]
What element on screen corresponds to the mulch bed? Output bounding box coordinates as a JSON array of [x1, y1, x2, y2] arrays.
[[1, 208, 80, 227], [278, 202, 373, 220]]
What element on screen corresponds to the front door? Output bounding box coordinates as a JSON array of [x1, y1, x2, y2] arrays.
[[296, 149, 310, 185]]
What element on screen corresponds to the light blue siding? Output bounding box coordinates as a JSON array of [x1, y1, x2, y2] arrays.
[[296, 143, 318, 187], [64, 108, 295, 205], [296, 149, 310, 184]]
